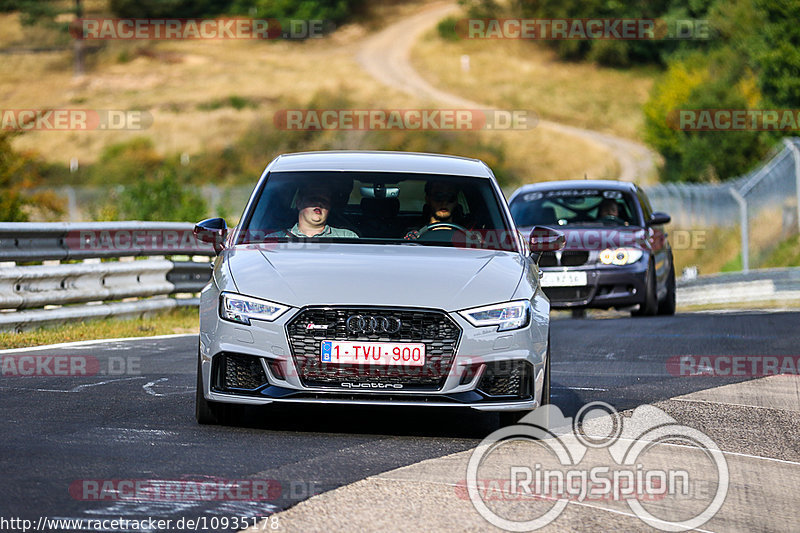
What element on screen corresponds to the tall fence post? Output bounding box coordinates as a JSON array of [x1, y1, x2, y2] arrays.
[[729, 187, 749, 272], [783, 138, 800, 234]]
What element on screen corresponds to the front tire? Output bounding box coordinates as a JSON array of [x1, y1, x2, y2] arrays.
[[632, 262, 657, 317], [657, 258, 676, 315]]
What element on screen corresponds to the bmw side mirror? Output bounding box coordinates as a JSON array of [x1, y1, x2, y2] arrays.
[[648, 212, 671, 226], [193, 217, 228, 255]]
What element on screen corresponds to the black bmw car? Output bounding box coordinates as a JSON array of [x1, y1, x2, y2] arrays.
[[508, 180, 675, 317]]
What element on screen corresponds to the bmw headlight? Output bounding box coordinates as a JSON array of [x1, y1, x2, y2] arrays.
[[598, 248, 643, 266], [220, 292, 289, 325], [459, 300, 531, 332]]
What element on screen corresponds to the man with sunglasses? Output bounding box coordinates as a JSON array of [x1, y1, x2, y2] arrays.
[[404, 180, 469, 240]]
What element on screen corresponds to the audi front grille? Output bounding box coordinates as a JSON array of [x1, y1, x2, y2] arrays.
[[285, 307, 461, 390]]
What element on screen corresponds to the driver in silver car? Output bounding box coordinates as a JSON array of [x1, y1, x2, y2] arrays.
[[404, 180, 468, 240]]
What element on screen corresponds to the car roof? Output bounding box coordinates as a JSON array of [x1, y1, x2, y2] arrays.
[[267, 150, 494, 178], [509, 180, 638, 202]]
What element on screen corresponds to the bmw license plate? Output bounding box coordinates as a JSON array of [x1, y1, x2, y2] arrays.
[[540, 271, 588, 287], [321, 340, 425, 366]]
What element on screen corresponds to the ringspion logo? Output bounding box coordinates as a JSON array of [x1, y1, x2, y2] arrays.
[[467, 402, 728, 531]]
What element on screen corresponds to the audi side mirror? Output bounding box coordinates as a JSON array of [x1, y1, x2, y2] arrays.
[[194, 217, 228, 255], [529, 226, 565, 252], [648, 212, 671, 226], [529, 226, 565, 263]]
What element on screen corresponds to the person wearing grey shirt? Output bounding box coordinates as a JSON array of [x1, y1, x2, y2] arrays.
[[270, 184, 358, 238]]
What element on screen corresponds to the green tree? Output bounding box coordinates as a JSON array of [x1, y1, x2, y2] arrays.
[[749, 0, 800, 107]]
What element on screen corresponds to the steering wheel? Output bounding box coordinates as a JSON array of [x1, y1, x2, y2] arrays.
[[416, 222, 470, 236], [599, 215, 624, 225]]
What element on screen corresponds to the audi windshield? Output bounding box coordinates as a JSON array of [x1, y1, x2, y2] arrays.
[[237, 171, 518, 251]]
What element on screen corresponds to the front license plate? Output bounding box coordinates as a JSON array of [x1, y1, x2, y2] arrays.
[[320, 340, 425, 366], [541, 271, 588, 287]]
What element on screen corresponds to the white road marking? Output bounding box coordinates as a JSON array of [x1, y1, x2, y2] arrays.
[[0, 376, 146, 394], [580, 433, 800, 467], [670, 396, 800, 414], [143, 377, 192, 397]]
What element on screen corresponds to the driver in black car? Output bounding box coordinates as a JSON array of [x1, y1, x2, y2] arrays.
[[597, 197, 625, 224], [404, 181, 467, 240]]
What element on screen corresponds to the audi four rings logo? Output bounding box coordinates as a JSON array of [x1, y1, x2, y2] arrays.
[[346, 315, 402, 334]]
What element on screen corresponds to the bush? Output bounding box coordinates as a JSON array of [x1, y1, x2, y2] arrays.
[[86, 137, 162, 185], [436, 15, 460, 42], [0, 131, 64, 221], [230, 0, 365, 25], [114, 167, 208, 222], [109, 0, 234, 18]]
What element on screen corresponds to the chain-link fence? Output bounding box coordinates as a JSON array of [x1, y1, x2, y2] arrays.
[[645, 137, 800, 272]]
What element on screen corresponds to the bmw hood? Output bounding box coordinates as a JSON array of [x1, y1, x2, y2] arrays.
[[225, 243, 524, 311]]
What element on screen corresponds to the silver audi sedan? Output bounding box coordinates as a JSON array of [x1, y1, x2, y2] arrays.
[[193, 151, 563, 426]]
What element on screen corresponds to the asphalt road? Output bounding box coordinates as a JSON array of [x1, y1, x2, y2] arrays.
[[1, 310, 798, 532]]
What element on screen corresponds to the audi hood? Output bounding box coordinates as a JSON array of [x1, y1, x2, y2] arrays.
[[223, 243, 525, 311]]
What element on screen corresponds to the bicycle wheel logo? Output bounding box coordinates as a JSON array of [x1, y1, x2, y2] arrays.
[[466, 402, 729, 531]]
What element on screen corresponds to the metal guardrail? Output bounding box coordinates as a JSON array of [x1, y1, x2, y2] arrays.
[[1, 223, 796, 331], [677, 267, 800, 307], [0, 222, 214, 332]]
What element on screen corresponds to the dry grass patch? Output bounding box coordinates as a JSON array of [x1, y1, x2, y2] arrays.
[[0, 307, 198, 349], [2, 3, 626, 186], [411, 28, 657, 141]]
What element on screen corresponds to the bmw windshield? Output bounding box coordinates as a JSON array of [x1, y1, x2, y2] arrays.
[[238, 171, 518, 251], [510, 189, 640, 228]]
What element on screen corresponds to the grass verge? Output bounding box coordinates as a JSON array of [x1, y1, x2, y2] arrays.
[[0, 307, 198, 350]]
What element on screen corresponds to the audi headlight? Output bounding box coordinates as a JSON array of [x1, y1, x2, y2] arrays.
[[459, 300, 531, 332], [220, 292, 289, 325], [598, 248, 643, 266]]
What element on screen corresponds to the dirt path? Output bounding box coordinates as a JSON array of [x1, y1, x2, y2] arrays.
[[356, 2, 659, 183]]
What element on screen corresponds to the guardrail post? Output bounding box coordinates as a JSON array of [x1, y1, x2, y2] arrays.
[[729, 187, 749, 273], [783, 138, 800, 234]]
